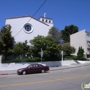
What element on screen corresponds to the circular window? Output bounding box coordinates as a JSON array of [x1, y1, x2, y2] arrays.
[[24, 23, 34, 34]]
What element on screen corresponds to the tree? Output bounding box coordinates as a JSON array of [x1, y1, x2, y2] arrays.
[[61, 43, 75, 56], [77, 47, 84, 59], [48, 27, 60, 43], [60, 25, 78, 43], [13, 42, 25, 59], [13, 41, 30, 59], [30, 35, 45, 57], [30, 35, 60, 60], [0, 25, 15, 59]]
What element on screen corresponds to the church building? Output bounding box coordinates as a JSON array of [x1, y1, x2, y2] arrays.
[[5, 13, 53, 44]]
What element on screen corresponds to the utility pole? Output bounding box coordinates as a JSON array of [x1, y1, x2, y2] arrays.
[[61, 51, 63, 61]]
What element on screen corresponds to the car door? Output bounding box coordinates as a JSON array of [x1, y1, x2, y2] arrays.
[[30, 64, 41, 73], [32, 64, 39, 73], [26, 65, 36, 74], [35, 64, 43, 73]]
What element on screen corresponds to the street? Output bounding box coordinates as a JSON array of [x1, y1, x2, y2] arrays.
[[0, 65, 90, 90]]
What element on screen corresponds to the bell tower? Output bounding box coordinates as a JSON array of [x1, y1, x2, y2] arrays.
[[39, 13, 53, 27]]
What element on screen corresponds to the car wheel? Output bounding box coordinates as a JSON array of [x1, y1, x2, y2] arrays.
[[41, 70, 45, 73], [22, 71, 26, 75]]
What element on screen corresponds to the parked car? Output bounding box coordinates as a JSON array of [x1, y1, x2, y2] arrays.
[[17, 63, 49, 75]]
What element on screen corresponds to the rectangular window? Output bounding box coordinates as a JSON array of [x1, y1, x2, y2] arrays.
[[42, 19, 44, 22], [86, 33, 90, 37], [87, 41, 90, 47], [46, 20, 47, 22]]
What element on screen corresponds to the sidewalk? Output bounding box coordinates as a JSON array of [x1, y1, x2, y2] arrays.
[[0, 63, 90, 75]]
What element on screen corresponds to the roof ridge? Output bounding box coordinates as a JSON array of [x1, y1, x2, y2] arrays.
[[6, 15, 49, 26], [6, 15, 32, 19]]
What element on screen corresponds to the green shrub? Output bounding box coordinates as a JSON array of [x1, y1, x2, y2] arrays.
[[77, 47, 84, 59], [2, 57, 43, 63], [2, 59, 22, 63], [26, 57, 42, 62], [64, 55, 77, 60], [75, 57, 87, 61]]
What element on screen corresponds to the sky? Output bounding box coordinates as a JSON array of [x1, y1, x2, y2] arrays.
[[0, 0, 90, 32]]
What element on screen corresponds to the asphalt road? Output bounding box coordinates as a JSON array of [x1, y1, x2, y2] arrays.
[[0, 65, 90, 90]]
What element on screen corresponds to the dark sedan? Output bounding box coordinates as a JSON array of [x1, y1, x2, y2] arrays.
[[17, 63, 49, 75]]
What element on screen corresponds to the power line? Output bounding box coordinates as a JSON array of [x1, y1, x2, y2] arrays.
[[14, 0, 47, 37]]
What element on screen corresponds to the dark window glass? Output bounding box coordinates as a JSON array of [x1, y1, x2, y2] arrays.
[[24, 25, 31, 31], [42, 19, 44, 21], [49, 20, 51, 23]]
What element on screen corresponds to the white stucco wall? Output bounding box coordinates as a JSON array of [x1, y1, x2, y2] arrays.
[[70, 30, 87, 55], [5, 16, 53, 44]]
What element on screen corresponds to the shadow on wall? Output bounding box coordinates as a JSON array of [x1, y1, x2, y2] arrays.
[[74, 60, 80, 64]]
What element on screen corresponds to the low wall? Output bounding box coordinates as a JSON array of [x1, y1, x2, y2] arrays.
[[0, 61, 62, 71], [0, 60, 89, 71], [62, 60, 76, 65]]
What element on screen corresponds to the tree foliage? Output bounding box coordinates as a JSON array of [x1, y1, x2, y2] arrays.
[[13, 42, 25, 57], [60, 25, 78, 43], [13, 40, 30, 59], [0, 25, 15, 59], [61, 43, 75, 56], [48, 27, 60, 43], [77, 47, 84, 59], [30, 35, 60, 60]]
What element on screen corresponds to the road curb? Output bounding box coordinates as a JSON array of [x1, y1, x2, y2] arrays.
[[0, 73, 17, 75], [0, 71, 17, 75], [50, 64, 90, 71], [0, 73, 8, 75], [50, 65, 82, 71]]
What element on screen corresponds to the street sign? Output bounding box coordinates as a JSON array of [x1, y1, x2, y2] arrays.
[[41, 48, 43, 57]]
